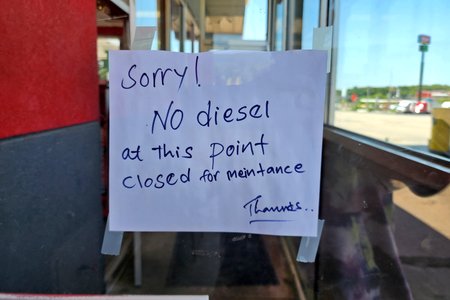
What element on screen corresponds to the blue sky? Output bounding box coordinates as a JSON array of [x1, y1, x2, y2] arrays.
[[135, 0, 450, 91], [336, 0, 450, 91], [242, 0, 267, 40], [135, 0, 157, 26]]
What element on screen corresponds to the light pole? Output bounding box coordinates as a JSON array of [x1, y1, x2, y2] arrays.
[[417, 34, 431, 101]]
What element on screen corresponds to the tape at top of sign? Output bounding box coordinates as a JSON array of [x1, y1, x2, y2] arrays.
[[313, 27, 332, 73]]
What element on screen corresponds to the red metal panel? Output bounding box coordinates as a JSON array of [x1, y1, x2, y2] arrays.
[[98, 26, 124, 37], [0, 0, 99, 139]]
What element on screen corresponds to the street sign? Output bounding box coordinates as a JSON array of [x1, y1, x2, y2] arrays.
[[419, 44, 428, 52], [418, 34, 431, 45]]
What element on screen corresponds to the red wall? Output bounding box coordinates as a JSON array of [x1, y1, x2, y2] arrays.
[[0, 0, 99, 139]]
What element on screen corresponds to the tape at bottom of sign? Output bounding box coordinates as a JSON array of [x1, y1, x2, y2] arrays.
[[297, 219, 324, 263], [101, 217, 123, 256]]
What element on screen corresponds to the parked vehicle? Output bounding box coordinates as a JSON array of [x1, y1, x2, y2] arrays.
[[414, 98, 438, 114], [395, 100, 416, 113], [441, 101, 450, 108]]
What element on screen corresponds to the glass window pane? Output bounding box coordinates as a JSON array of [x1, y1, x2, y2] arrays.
[[135, 0, 159, 50], [102, 2, 449, 300], [274, 0, 285, 51], [97, 37, 120, 80], [170, 0, 182, 52], [301, 0, 320, 49], [323, 3, 450, 298], [332, 0, 450, 157], [208, 0, 268, 51]]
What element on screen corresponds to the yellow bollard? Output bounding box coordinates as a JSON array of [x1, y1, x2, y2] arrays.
[[428, 108, 450, 155]]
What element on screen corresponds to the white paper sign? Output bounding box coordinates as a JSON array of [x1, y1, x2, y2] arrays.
[[109, 50, 327, 236]]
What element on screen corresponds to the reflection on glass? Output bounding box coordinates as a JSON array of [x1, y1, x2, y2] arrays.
[[242, 0, 268, 41], [209, 0, 267, 51], [97, 37, 120, 80], [170, 0, 182, 52], [333, 0, 450, 157], [168, 0, 199, 53], [391, 185, 450, 298], [274, 0, 285, 51], [301, 0, 320, 49], [109, 2, 450, 299], [184, 22, 192, 53], [135, 0, 159, 50]]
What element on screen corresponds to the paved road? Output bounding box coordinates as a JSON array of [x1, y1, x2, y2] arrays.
[[334, 110, 432, 146]]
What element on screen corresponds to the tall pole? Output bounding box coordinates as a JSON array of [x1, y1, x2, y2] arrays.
[[418, 50, 425, 102], [417, 34, 430, 101]]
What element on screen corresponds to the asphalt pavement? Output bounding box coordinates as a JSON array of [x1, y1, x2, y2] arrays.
[[334, 110, 432, 146]]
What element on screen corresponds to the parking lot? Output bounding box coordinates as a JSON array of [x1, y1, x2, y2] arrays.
[[334, 110, 432, 146]]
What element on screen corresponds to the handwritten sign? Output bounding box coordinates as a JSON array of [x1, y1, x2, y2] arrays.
[[109, 50, 327, 236]]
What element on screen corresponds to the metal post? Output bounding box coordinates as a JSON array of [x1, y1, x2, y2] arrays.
[[418, 50, 425, 101], [199, 0, 206, 52], [417, 35, 430, 101], [133, 232, 142, 286], [267, 0, 275, 51], [180, 4, 185, 52], [282, 0, 288, 50], [191, 22, 195, 53]]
